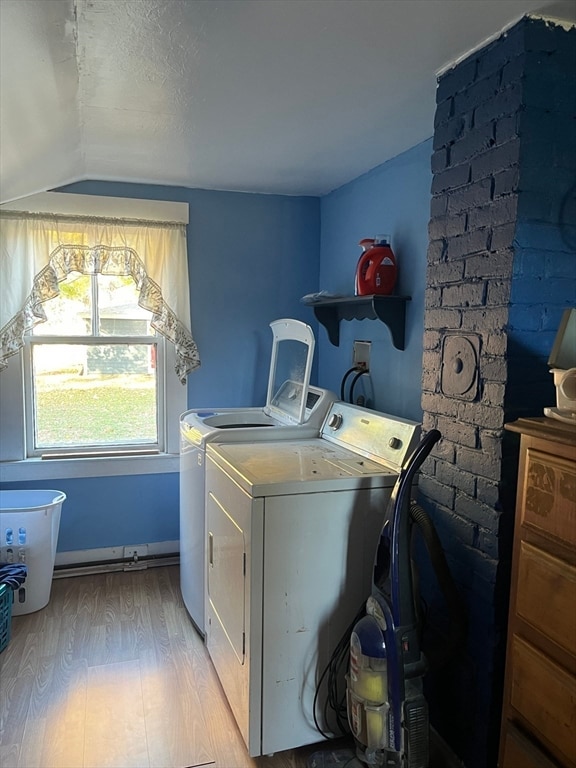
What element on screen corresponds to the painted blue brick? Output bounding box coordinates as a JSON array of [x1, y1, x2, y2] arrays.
[[428, 505, 477, 548], [523, 73, 576, 114], [433, 114, 469, 151], [495, 113, 520, 144], [453, 73, 501, 116], [476, 476, 501, 508], [434, 97, 453, 128], [545, 252, 576, 279], [507, 304, 549, 332], [455, 493, 500, 529], [524, 17, 576, 55], [464, 250, 514, 280], [514, 221, 576, 252], [516, 191, 557, 223], [437, 57, 478, 103], [506, 328, 559, 358], [520, 109, 575, 146], [450, 124, 497, 166], [460, 306, 509, 333], [431, 147, 449, 174], [484, 281, 510, 311], [428, 260, 465, 285], [431, 163, 471, 194], [468, 197, 517, 229], [519, 163, 575, 196], [543, 305, 576, 332], [474, 83, 524, 128], [512, 249, 552, 277], [500, 52, 526, 88], [436, 414, 477, 447], [476, 22, 525, 79], [446, 229, 490, 259], [471, 140, 521, 181], [490, 222, 516, 252], [446, 178, 493, 214], [510, 276, 570, 303], [514, 249, 576, 281], [430, 194, 448, 217], [424, 17, 576, 768]]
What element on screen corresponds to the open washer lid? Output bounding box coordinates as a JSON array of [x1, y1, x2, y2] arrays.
[[264, 318, 315, 425]]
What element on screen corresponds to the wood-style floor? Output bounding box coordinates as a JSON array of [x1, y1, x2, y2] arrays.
[[0, 566, 346, 768]]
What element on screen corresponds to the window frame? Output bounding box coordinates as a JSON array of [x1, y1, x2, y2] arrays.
[[23, 333, 166, 458], [0, 192, 189, 482], [0, 341, 184, 481]]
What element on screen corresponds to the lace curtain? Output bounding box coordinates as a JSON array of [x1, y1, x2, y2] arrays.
[[0, 212, 200, 383]]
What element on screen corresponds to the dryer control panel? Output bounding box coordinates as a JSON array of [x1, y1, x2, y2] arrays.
[[321, 402, 421, 471]]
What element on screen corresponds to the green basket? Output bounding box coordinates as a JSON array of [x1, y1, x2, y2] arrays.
[[0, 582, 13, 653]]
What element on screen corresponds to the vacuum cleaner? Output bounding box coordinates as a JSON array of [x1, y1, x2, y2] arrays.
[[346, 429, 442, 768]]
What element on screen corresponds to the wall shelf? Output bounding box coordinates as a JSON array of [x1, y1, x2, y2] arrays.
[[309, 295, 411, 349]]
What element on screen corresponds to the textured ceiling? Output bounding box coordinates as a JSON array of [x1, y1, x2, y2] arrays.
[[1, 0, 574, 203]]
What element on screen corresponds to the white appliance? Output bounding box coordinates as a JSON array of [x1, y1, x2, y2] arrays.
[[179, 318, 336, 635], [204, 402, 421, 757]]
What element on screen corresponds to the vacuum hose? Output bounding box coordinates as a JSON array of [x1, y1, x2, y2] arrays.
[[409, 500, 468, 670]]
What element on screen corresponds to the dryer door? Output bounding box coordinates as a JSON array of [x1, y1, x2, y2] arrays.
[[207, 491, 246, 663], [206, 455, 256, 752]]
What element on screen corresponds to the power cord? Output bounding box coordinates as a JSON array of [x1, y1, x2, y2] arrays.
[[312, 502, 466, 741], [340, 366, 364, 403], [313, 602, 366, 739], [348, 369, 366, 406]]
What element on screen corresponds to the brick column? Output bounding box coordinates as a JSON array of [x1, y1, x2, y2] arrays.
[[418, 17, 576, 768]]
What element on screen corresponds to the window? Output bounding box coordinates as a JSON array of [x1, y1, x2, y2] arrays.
[[25, 272, 164, 456], [0, 193, 196, 481]]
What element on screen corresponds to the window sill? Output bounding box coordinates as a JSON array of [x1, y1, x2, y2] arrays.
[[0, 452, 180, 483]]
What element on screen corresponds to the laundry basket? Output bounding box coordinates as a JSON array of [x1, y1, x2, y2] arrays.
[[0, 563, 27, 652], [0, 490, 65, 615], [0, 582, 12, 653]]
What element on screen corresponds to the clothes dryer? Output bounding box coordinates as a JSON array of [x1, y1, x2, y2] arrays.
[[179, 318, 336, 634], [204, 402, 421, 756]]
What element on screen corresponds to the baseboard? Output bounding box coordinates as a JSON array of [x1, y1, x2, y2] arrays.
[[53, 540, 179, 578]]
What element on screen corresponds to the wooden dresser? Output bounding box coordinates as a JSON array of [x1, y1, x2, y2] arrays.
[[499, 417, 576, 768]]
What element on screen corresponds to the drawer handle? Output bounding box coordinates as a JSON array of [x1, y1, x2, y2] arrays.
[[208, 531, 214, 567]]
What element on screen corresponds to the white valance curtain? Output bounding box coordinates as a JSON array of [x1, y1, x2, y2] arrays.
[[0, 212, 200, 382]]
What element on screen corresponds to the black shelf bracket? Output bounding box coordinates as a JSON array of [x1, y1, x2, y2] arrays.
[[310, 295, 411, 349]]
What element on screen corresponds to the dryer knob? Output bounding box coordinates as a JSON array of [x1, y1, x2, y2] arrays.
[[328, 413, 343, 430], [388, 436, 402, 450]]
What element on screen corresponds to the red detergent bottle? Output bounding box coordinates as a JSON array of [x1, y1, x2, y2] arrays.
[[355, 235, 398, 296]]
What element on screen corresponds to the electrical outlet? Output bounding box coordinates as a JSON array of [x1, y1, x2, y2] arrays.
[[353, 340, 371, 371], [123, 545, 148, 560]]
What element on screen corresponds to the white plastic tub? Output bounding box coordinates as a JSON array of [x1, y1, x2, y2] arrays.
[[0, 490, 66, 615]]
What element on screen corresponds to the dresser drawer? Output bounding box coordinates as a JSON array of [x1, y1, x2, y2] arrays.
[[500, 723, 559, 768], [510, 635, 576, 766], [522, 448, 576, 546], [517, 540, 576, 657]]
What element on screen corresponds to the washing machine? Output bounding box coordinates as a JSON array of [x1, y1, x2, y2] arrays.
[[180, 318, 336, 635], [204, 401, 421, 757]]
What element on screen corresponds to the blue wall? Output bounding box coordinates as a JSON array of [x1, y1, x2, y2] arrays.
[[318, 140, 432, 421], [59, 181, 323, 409], [2, 182, 322, 554], [506, 20, 576, 418], [2, 145, 433, 555], [1, 474, 179, 551]]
